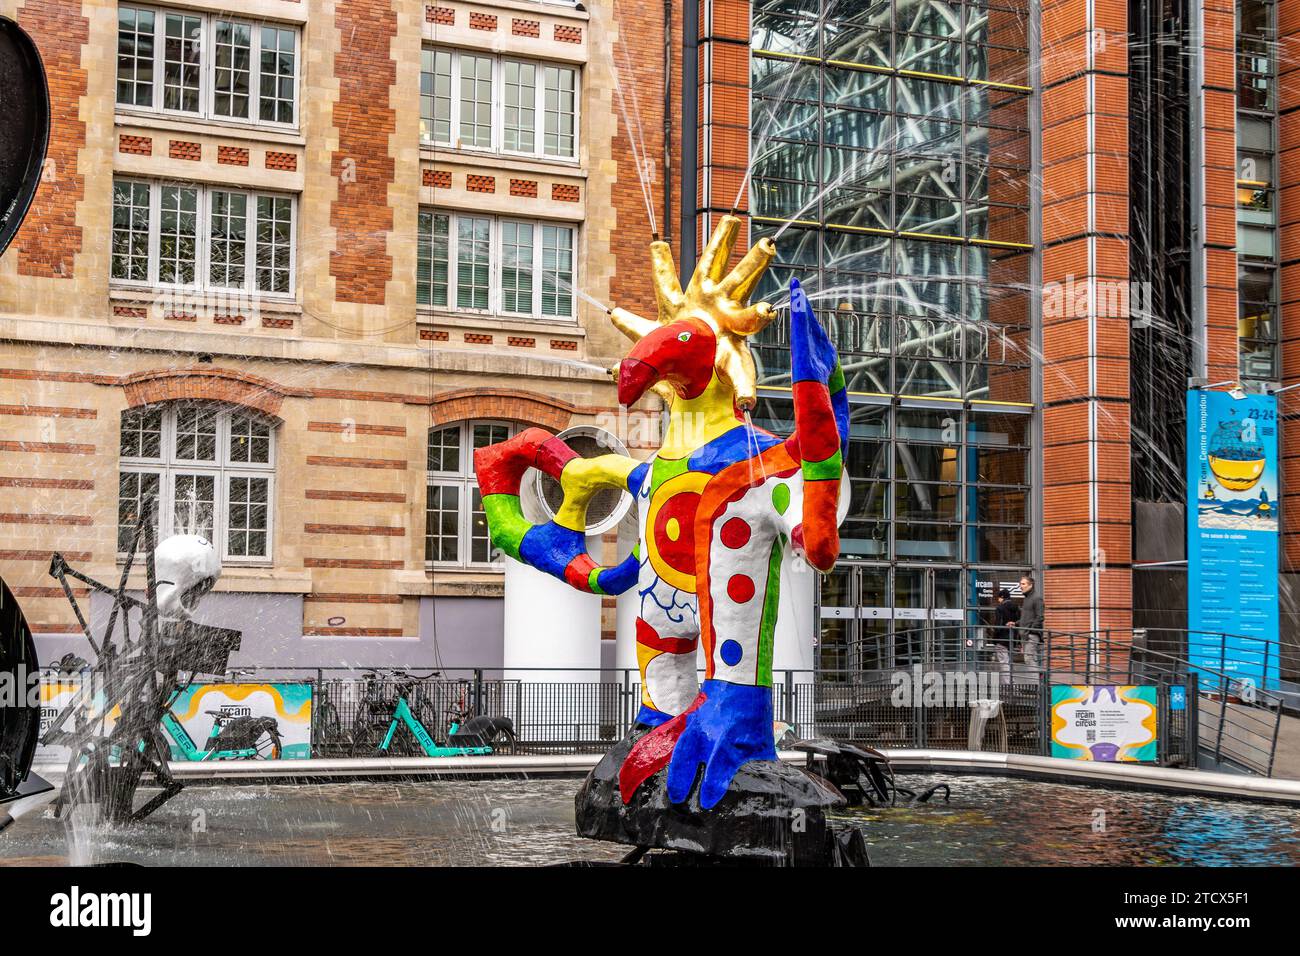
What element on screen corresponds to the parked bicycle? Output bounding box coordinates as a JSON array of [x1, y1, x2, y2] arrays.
[[350, 669, 515, 757], [313, 678, 347, 756], [159, 670, 283, 761]]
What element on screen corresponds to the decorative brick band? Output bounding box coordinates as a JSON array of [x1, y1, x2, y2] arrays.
[[112, 306, 147, 318], [469, 11, 497, 30], [307, 420, 406, 437], [304, 592, 403, 604], [262, 316, 294, 330], [0, 549, 91, 562], [119, 134, 152, 156], [305, 455, 407, 470], [213, 314, 245, 325], [550, 339, 578, 351], [507, 336, 535, 348], [419, 328, 449, 341], [512, 18, 539, 37], [12, 586, 90, 598], [0, 476, 95, 489], [552, 183, 580, 202], [218, 145, 250, 166], [466, 174, 495, 193], [304, 386, 421, 404], [304, 558, 404, 570], [265, 151, 297, 171], [0, 440, 94, 455], [554, 24, 582, 43], [464, 332, 493, 345], [305, 523, 406, 536], [0, 513, 93, 526], [169, 139, 201, 161], [427, 5, 454, 24], [424, 169, 451, 188], [305, 489, 406, 503], [164, 311, 197, 322], [510, 178, 538, 198], [0, 404, 95, 419], [302, 626, 405, 637]]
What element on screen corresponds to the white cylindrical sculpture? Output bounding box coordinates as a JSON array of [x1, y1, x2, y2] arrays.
[[613, 518, 641, 676], [772, 553, 816, 676], [503, 551, 603, 741], [503, 556, 602, 676]]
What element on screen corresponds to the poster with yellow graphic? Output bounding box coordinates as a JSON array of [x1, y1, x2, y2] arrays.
[[164, 683, 313, 760], [1050, 685, 1158, 762], [37, 677, 115, 764]]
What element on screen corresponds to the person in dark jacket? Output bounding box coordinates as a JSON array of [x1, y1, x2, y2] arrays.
[[993, 588, 1019, 646], [1018, 573, 1044, 667]]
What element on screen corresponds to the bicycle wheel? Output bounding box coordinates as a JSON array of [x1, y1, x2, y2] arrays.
[[316, 700, 341, 754], [252, 727, 282, 760], [349, 720, 381, 756], [491, 727, 517, 755], [387, 724, 420, 757]]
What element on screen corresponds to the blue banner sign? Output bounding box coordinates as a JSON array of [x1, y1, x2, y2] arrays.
[[1185, 389, 1280, 689]]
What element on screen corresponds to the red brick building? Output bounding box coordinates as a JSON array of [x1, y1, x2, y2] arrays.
[[0, 0, 1295, 675]]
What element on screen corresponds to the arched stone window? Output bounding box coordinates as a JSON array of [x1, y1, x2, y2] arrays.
[[426, 420, 516, 567], [119, 402, 277, 562]]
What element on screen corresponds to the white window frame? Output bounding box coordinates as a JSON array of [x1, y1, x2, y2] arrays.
[[417, 210, 577, 320], [118, 403, 277, 566], [421, 46, 580, 162], [115, 4, 300, 130], [426, 420, 517, 569], [111, 177, 298, 298]]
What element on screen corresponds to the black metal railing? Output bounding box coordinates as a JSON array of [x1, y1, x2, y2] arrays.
[[32, 626, 1283, 775]]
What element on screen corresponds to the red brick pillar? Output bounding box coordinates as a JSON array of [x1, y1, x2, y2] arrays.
[[1198, 0, 1241, 382], [610, 0, 669, 321], [1279, 4, 1300, 571], [13, 0, 88, 279], [696, 0, 751, 254], [1039, 0, 1133, 635], [329, 0, 397, 305]]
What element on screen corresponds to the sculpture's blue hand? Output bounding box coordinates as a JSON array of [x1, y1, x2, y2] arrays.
[[664, 679, 777, 809], [788, 279, 836, 383]]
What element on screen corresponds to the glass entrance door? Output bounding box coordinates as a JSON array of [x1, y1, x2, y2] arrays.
[[817, 564, 890, 677], [819, 565, 964, 676]]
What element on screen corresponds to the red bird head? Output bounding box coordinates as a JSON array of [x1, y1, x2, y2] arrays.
[[617, 318, 717, 407]]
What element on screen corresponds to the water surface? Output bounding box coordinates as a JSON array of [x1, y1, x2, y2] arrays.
[[1, 774, 1296, 866]]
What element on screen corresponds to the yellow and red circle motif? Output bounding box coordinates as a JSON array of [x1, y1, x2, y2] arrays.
[[645, 470, 710, 592]]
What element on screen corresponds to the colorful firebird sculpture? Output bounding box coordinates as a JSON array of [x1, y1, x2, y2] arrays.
[[475, 215, 846, 815]]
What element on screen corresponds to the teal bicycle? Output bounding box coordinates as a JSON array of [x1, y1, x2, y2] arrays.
[[350, 669, 515, 758], [158, 705, 282, 761]]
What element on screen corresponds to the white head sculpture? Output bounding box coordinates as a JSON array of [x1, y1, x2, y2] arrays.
[[153, 534, 222, 622]]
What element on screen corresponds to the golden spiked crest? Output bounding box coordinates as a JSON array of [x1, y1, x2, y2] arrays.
[[609, 215, 776, 409]]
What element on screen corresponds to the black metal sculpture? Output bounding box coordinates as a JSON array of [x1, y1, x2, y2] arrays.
[[41, 515, 240, 823], [0, 14, 51, 832], [0, 16, 50, 258]]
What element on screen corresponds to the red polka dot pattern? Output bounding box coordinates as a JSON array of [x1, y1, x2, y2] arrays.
[[727, 574, 755, 604], [720, 517, 751, 549]]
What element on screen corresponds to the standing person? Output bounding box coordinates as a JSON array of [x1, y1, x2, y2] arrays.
[[993, 588, 1020, 645], [991, 588, 1019, 683], [1018, 573, 1043, 668]]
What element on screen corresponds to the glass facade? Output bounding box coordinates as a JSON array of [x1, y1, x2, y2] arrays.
[[1236, 0, 1279, 386], [748, 0, 1034, 669]]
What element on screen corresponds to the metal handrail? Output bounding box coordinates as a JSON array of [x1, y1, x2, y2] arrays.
[[31, 625, 1284, 774]]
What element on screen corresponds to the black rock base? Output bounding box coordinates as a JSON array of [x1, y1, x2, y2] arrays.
[[574, 728, 869, 867]]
